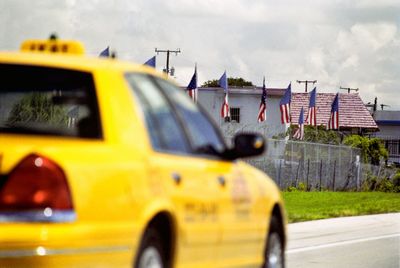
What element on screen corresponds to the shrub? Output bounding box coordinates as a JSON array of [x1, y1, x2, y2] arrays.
[[361, 175, 378, 191], [286, 182, 307, 192], [376, 178, 395, 192]]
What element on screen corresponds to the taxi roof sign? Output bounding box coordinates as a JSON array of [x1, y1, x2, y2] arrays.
[[20, 36, 85, 55]]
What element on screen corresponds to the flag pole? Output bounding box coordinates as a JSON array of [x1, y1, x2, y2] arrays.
[[195, 62, 198, 103]]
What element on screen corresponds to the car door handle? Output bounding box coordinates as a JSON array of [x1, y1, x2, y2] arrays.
[[217, 176, 226, 187], [172, 173, 181, 185]]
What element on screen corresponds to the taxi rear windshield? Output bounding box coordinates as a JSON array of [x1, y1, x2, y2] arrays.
[[0, 64, 102, 139]]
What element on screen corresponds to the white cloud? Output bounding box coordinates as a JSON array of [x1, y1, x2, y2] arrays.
[[341, 55, 359, 69], [351, 23, 397, 51], [354, 0, 400, 8], [0, 0, 399, 109]]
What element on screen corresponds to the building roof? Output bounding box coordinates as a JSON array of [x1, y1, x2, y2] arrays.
[[291, 93, 378, 130], [374, 110, 400, 125], [198, 86, 286, 97]]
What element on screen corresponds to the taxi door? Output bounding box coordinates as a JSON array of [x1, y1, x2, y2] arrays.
[[148, 153, 221, 266], [147, 75, 265, 266], [126, 73, 221, 266], [217, 161, 267, 266]]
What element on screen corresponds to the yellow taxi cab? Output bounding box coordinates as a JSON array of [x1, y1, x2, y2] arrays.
[[0, 36, 286, 268]]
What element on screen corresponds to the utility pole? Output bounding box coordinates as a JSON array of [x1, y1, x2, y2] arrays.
[[155, 48, 181, 76], [297, 80, 317, 92], [340, 86, 359, 93], [380, 104, 390, 110], [365, 97, 378, 113]]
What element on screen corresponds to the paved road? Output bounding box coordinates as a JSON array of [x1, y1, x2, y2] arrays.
[[286, 213, 400, 268]]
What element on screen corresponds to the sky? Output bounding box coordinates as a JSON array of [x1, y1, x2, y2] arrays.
[[1, 0, 399, 109]]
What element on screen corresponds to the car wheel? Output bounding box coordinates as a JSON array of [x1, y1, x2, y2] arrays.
[[135, 228, 166, 268], [264, 217, 284, 268]]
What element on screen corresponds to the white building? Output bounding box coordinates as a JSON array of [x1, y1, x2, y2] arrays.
[[372, 110, 400, 164], [197, 86, 287, 138]]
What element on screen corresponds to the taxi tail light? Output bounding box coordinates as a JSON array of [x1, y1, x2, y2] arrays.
[[0, 154, 73, 211]]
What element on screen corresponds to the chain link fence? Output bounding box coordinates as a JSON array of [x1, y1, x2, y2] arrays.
[[246, 139, 363, 191], [221, 123, 396, 191]]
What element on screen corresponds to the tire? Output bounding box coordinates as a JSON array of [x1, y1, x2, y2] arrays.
[[135, 227, 166, 268], [264, 216, 285, 268]]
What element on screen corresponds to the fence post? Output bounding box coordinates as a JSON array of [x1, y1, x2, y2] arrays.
[[339, 146, 342, 190], [333, 160, 337, 191], [278, 159, 282, 189], [303, 142, 306, 187], [291, 141, 294, 187], [356, 155, 360, 191], [306, 158, 310, 191], [319, 159, 323, 191], [295, 161, 300, 187]]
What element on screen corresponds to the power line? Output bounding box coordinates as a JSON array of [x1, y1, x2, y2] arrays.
[[296, 80, 317, 92], [155, 48, 181, 76]]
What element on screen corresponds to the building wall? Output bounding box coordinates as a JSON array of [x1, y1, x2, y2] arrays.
[[197, 88, 287, 138], [371, 111, 400, 163], [373, 125, 400, 138], [372, 111, 400, 138]]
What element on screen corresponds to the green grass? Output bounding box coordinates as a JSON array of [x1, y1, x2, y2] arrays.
[[282, 192, 400, 223]]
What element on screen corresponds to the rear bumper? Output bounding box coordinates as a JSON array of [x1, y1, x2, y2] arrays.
[[0, 222, 139, 267], [0, 209, 76, 223], [0, 246, 133, 268]]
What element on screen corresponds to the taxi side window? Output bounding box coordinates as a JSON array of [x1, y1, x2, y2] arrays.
[[125, 73, 190, 154], [154, 78, 226, 157]]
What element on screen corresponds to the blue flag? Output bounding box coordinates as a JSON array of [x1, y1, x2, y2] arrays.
[[257, 76, 267, 122], [219, 71, 228, 92], [99, 47, 110, 57], [144, 56, 156, 68], [187, 65, 197, 102], [219, 71, 229, 118]]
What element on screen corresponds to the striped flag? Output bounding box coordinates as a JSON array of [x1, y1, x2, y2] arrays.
[[293, 107, 305, 140], [221, 94, 230, 118], [306, 87, 317, 126], [219, 71, 230, 118], [99, 46, 110, 57], [327, 93, 339, 130], [144, 56, 156, 68], [187, 64, 197, 103], [257, 77, 267, 122], [280, 83, 292, 124]]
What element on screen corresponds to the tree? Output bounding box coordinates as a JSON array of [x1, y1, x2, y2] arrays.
[[201, 77, 253, 87], [7, 93, 68, 126], [343, 135, 388, 165]]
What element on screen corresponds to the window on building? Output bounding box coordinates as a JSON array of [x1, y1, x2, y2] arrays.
[[229, 107, 240, 123], [385, 139, 400, 156]]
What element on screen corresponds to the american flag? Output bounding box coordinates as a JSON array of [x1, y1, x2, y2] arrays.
[[257, 77, 267, 122], [219, 71, 230, 118], [293, 107, 305, 140], [280, 83, 292, 124], [306, 87, 317, 126], [187, 65, 197, 103], [327, 93, 339, 130], [221, 93, 230, 118]]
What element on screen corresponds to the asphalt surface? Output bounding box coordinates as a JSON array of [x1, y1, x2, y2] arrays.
[[286, 213, 400, 268]]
